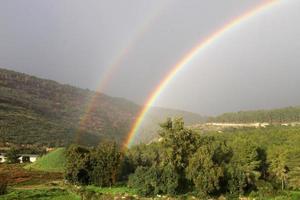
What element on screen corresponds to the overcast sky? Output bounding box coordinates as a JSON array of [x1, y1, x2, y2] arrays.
[[0, 0, 299, 115]]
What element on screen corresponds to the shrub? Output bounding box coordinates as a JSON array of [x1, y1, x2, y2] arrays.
[[6, 148, 20, 164], [128, 165, 179, 196]]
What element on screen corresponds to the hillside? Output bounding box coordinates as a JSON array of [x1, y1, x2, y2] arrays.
[[209, 106, 300, 124], [0, 68, 205, 146], [25, 148, 66, 173]]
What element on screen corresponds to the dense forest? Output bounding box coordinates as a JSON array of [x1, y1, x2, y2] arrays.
[[65, 118, 300, 199], [0, 68, 205, 146], [209, 106, 300, 123]]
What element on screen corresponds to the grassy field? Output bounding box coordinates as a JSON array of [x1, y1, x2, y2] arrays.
[[264, 191, 300, 200], [25, 148, 66, 173], [0, 188, 80, 200], [85, 185, 137, 195]]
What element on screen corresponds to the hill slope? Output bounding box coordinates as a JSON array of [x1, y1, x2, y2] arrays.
[[25, 148, 66, 172], [0, 68, 205, 146]]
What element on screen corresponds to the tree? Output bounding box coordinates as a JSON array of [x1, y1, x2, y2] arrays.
[[159, 118, 200, 192], [89, 141, 122, 187], [128, 164, 179, 196], [186, 141, 231, 197], [65, 145, 91, 185], [6, 148, 20, 164], [268, 146, 289, 190], [226, 137, 261, 194]]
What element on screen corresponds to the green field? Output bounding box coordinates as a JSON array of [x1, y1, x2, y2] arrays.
[[0, 188, 80, 200], [25, 148, 66, 173], [254, 191, 300, 200], [85, 185, 137, 195]]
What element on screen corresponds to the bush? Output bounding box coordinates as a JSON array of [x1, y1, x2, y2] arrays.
[[65, 141, 122, 187], [128, 165, 179, 196], [6, 148, 20, 164]]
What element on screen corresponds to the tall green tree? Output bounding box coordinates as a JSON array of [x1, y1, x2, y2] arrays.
[[65, 145, 91, 185], [159, 118, 200, 192], [89, 141, 122, 187], [268, 146, 289, 190], [226, 137, 261, 194], [186, 143, 225, 197]]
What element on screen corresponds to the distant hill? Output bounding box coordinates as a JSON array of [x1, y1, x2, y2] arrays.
[[209, 106, 300, 124], [0, 68, 205, 146]]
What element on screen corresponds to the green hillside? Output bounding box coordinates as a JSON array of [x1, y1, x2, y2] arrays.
[[0, 68, 205, 146], [209, 106, 300, 123], [25, 148, 66, 172]]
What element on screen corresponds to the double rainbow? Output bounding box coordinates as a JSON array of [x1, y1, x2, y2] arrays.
[[124, 0, 279, 148]]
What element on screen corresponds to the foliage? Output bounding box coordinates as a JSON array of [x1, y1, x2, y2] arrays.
[[5, 148, 20, 164], [226, 137, 261, 194], [25, 148, 66, 172], [128, 165, 179, 196], [89, 141, 122, 187], [209, 106, 300, 123], [0, 68, 136, 146], [186, 142, 227, 197], [268, 146, 289, 190], [64, 145, 91, 185], [126, 119, 300, 198], [0, 68, 205, 146], [65, 141, 122, 187], [159, 118, 200, 192]]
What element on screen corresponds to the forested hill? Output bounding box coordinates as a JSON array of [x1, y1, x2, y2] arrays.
[[209, 106, 300, 123], [0, 68, 205, 146]]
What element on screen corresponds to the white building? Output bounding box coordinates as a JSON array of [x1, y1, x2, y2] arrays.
[[19, 154, 39, 163], [0, 153, 38, 163], [0, 153, 6, 163]]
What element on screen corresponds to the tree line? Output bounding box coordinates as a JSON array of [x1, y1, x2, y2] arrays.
[[209, 106, 300, 123]]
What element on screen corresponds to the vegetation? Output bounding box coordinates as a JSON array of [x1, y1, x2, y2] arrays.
[[209, 106, 300, 123], [1, 117, 299, 199], [5, 148, 20, 164], [25, 148, 66, 172], [0, 68, 204, 146], [63, 118, 300, 199], [84, 185, 137, 195], [65, 141, 122, 187], [0, 188, 80, 200], [0, 174, 7, 195]]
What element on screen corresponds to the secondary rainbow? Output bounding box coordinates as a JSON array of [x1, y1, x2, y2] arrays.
[[124, 0, 279, 148], [78, 0, 171, 132]]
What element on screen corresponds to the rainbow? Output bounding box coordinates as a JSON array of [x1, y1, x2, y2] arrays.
[[124, 0, 279, 148], [78, 0, 171, 132]]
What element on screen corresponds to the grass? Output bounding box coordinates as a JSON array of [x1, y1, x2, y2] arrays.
[[248, 190, 300, 200], [25, 148, 66, 173], [268, 191, 300, 200], [0, 188, 80, 200], [85, 185, 137, 195]]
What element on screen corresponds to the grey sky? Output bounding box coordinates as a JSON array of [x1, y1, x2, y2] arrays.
[[0, 0, 299, 115]]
